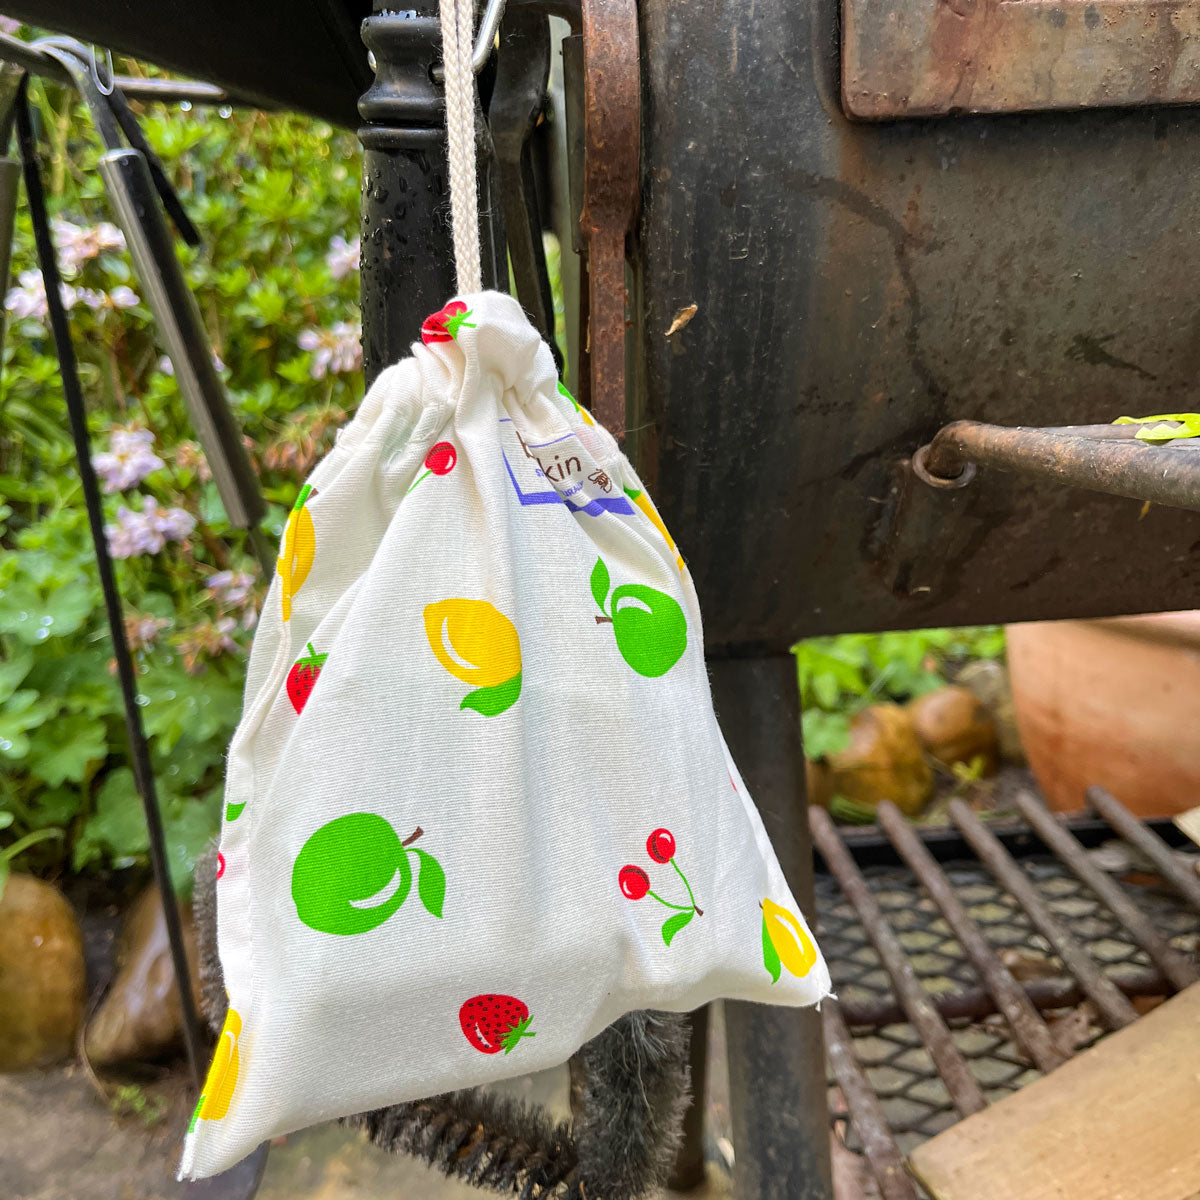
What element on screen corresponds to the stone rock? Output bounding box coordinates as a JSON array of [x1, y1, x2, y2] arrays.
[[828, 703, 933, 818], [805, 757, 832, 808], [907, 685, 999, 776], [0, 875, 86, 1070], [957, 660, 1025, 764], [84, 884, 200, 1066]]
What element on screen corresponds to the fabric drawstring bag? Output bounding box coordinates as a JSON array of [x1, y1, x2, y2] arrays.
[[180, 289, 832, 1179], [180, 0, 829, 1180]]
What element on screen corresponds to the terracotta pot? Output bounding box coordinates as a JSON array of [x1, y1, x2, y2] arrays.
[[1007, 612, 1200, 816]]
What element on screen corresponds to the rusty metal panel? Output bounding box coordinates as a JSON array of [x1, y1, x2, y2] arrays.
[[843, 0, 1200, 119], [634, 0, 1200, 651]]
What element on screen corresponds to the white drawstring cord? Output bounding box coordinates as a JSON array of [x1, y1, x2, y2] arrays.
[[439, 0, 482, 294]]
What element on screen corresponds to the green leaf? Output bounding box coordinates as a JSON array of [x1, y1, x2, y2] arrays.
[[412, 847, 446, 918], [661, 909, 694, 947], [762, 914, 782, 983], [460, 671, 521, 717], [590, 557, 610, 611], [0, 689, 58, 758], [0, 649, 34, 702], [78, 768, 150, 864], [801, 709, 851, 760], [27, 711, 108, 785], [163, 790, 222, 895]]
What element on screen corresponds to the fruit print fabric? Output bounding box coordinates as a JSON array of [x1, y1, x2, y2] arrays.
[[189, 1008, 242, 1132], [291, 813, 445, 935], [619, 827, 703, 946], [286, 643, 327, 713], [460, 994, 536, 1055], [591, 557, 687, 678], [424, 598, 522, 715], [277, 484, 315, 622], [182, 291, 830, 1181]]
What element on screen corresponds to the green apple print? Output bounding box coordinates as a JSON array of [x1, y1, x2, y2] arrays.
[[291, 812, 446, 936], [590, 557, 687, 678]]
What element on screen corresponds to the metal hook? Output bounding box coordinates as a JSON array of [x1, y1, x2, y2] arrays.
[[90, 44, 114, 96], [431, 0, 507, 81]]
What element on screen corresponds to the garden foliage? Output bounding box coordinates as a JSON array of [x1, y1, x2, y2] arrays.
[[0, 87, 364, 889]]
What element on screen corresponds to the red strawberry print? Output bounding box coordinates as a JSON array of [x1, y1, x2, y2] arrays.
[[216, 852, 226, 880], [459, 994, 536, 1055], [421, 300, 476, 344], [286, 642, 328, 713]]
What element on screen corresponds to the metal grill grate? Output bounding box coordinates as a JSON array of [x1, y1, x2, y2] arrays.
[[811, 788, 1200, 1199]]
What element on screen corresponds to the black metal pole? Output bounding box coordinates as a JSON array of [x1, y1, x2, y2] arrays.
[[358, 5, 506, 385], [358, 7, 457, 385], [711, 655, 833, 1200]]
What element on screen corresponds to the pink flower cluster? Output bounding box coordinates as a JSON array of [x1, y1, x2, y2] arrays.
[[325, 234, 360, 281], [298, 320, 362, 379], [50, 217, 126, 274], [5, 269, 138, 322], [105, 496, 196, 559], [93, 428, 165, 494], [205, 569, 260, 630]]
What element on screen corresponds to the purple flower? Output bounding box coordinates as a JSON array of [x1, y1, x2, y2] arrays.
[[0, 17, 22, 35], [206, 570, 255, 608], [105, 495, 196, 559], [77, 284, 141, 312], [298, 321, 362, 379], [326, 234, 360, 281], [93, 428, 165, 493], [159, 350, 224, 376], [5, 269, 78, 321], [124, 613, 170, 652], [50, 218, 126, 274]]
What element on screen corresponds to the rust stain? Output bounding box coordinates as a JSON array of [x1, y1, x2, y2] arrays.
[[843, 0, 1200, 119]]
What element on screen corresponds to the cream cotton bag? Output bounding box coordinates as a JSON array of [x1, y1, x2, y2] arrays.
[[179, 290, 831, 1179]]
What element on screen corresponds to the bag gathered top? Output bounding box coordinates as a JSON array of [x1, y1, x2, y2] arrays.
[[180, 0, 830, 1179]]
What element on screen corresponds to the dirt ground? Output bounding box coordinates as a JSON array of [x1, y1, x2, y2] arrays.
[[0, 1017, 737, 1200]]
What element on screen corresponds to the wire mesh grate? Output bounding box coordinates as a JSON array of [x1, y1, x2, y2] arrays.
[[819, 852, 1200, 1156]]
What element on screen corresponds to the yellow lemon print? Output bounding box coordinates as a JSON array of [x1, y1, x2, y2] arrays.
[[192, 1008, 241, 1129], [624, 487, 685, 572], [278, 484, 316, 622], [761, 898, 818, 982], [424, 599, 522, 716]]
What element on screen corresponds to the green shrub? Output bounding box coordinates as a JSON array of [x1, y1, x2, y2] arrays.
[[795, 627, 1005, 760], [1, 82, 365, 890]]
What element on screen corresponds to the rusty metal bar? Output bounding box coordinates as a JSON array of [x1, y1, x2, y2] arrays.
[[1086, 786, 1200, 913], [809, 807, 988, 1117], [824, 1000, 921, 1200], [912, 421, 1200, 512], [948, 798, 1140, 1032], [837, 967, 1168, 1029], [578, 0, 639, 440], [877, 802, 1065, 1073], [1013, 791, 1199, 993]]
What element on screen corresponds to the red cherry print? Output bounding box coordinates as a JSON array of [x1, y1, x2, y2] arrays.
[[647, 828, 676, 864], [425, 441, 457, 475], [216, 852, 226, 880], [619, 864, 650, 900]]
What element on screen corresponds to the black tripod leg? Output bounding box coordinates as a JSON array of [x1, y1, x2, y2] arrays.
[[710, 655, 833, 1200]]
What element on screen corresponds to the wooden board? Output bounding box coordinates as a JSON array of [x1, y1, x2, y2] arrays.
[[1176, 806, 1200, 850], [909, 983, 1200, 1200]]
